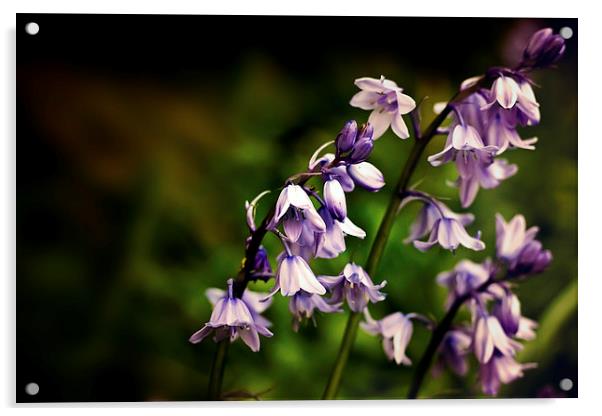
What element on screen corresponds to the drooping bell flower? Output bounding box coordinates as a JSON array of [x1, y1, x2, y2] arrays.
[[472, 314, 518, 364], [349, 75, 416, 139], [484, 75, 541, 126], [289, 290, 343, 332], [271, 184, 326, 243], [492, 291, 522, 336], [437, 329, 472, 376], [189, 279, 273, 352], [436, 259, 492, 304], [479, 352, 536, 396], [315, 206, 366, 259], [265, 253, 326, 298], [319, 263, 386, 313], [427, 124, 498, 170], [455, 157, 518, 208], [495, 213, 552, 276], [403, 192, 485, 252], [361, 309, 416, 365]]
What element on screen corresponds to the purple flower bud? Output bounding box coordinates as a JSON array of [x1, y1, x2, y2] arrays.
[[324, 178, 347, 221], [251, 246, 273, 279], [347, 124, 374, 163], [523, 28, 566, 69], [335, 120, 358, 154], [289, 290, 342, 332], [512, 240, 553, 276], [347, 161, 385, 191]]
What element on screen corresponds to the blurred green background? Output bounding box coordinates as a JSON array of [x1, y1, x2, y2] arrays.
[[17, 15, 577, 401]]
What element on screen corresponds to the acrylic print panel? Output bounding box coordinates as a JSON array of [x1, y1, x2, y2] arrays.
[[16, 14, 577, 402]]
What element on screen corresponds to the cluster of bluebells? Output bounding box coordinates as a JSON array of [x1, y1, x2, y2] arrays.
[[190, 71, 426, 354], [426, 28, 566, 208], [188, 26, 564, 397], [434, 213, 552, 395]]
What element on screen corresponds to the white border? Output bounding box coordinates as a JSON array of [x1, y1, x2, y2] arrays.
[[2, 0, 600, 414]]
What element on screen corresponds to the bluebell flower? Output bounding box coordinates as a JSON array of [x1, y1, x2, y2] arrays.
[[484, 75, 540, 126], [472, 314, 518, 364], [403, 192, 485, 252], [479, 352, 536, 396], [361, 309, 416, 365], [265, 254, 326, 298], [206, 284, 273, 331], [436, 329, 472, 376], [436, 259, 491, 304], [455, 158, 518, 208], [492, 291, 522, 336], [350, 76, 416, 139], [427, 124, 498, 169], [289, 290, 343, 332], [319, 263, 386, 312], [413, 212, 485, 252], [271, 184, 326, 243], [189, 279, 273, 352], [485, 107, 538, 153], [496, 213, 552, 276]]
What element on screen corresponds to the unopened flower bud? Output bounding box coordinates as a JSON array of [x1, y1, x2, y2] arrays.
[[335, 120, 358, 154], [522, 28, 566, 69], [348, 123, 374, 163]]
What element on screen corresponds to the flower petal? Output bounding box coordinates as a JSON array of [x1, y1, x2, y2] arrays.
[[349, 90, 380, 110], [368, 109, 394, 140], [347, 162, 385, 191]]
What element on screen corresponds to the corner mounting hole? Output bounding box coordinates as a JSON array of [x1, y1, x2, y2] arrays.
[[560, 27, 573, 40], [25, 382, 39, 396], [25, 22, 39, 35], [559, 378, 573, 391]]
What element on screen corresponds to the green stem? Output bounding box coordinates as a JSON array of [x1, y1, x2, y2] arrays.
[[406, 292, 467, 398], [321, 312, 362, 399], [208, 339, 230, 400]]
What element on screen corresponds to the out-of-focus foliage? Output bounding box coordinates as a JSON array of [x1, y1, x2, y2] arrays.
[[17, 16, 576, 401]]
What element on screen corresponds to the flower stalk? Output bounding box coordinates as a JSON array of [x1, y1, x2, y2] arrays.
[[208, 339, 230, 400]]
